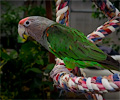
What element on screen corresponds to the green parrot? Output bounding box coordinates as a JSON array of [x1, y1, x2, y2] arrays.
[[18, 16, 120, 71]]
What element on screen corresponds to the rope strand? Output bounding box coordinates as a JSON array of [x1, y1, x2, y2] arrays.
[[50, 60, 120, 93], [87, 0, 120, 44], [51, 0, 120, 99]]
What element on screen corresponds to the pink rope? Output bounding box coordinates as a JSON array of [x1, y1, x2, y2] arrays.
[[87, 0, 120, 44], [87, 17, 120, 43], [92, 0, 120, 19], [52, 0, 120, 99], [56, 0, 69, 26], [50, 61, 120, 93]]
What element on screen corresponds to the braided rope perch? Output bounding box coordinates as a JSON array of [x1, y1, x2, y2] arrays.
[[50, 58, 120, 93], [50, 0, 120, 99], [87, 0, 120, 61], [87, 0, 120, 44], [56, 0, 69, 26], [111, 55, 120, 62]]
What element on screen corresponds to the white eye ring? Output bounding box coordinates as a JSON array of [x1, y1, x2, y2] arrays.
[[24, 20, 31, 27]]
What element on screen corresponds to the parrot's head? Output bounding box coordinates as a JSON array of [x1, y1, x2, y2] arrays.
[[18, 16, 54, 41]]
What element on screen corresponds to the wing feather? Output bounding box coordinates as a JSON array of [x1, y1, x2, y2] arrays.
[[46, 23, 107, 61]]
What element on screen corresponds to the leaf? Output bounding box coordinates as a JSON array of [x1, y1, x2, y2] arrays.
[[41, 81, 54, 91], [0, 49, 11, 61], [20, 41, 38, 53], [25, 68, 42, 74], [9, 49, 18, 59], [0, 49, 1, 57], [0, 60, 7, 69], [36, 59, 44, 65], [19, 41, 39, 61], [44, 63, 54, 73]]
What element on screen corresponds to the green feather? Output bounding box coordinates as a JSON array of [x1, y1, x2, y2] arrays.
[[63, 57, 104, 69], [47, 24, 107, 61], [45, 23, 109, 69]]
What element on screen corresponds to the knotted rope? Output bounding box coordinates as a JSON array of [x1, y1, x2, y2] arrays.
[[87, 0, 120, 44], [50, 59, 120, 93], [56, 0, 69, 26], [87, 0, 120, 61], [51, 0, 120, 99]]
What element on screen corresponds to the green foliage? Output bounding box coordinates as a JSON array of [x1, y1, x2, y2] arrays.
[[1, 41, 56, 99], [26, 6, 46, 17], [91, 5, 106, 19], [91, 1, 120, 19], [1, 1, 59, 99]]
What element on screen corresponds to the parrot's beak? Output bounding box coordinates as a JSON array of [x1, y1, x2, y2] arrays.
[[18, 24, 28, 40]]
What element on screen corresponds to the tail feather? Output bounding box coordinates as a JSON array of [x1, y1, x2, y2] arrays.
[[98, 55, 120, 71]]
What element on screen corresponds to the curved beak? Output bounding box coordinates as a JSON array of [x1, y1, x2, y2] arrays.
[[18, 24, 28, 40]]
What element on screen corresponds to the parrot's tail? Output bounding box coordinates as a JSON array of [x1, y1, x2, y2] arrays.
[[98, 55, 120, 71]]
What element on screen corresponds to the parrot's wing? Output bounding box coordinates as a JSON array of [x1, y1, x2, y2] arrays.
[[46, 24, 120, 71], [63, 57, 104, 69], [46, 23, 107, 61]]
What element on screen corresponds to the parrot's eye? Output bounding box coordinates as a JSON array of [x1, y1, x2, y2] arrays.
[[24, 20, 31, 27]]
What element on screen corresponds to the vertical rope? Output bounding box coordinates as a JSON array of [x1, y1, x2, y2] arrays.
[[56, 0, 69, 26]]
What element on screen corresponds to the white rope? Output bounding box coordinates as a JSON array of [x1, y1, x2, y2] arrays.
[[111, 55, 120, 62]]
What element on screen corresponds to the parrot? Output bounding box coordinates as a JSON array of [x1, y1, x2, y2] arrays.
[[18, 16, 120, 71]]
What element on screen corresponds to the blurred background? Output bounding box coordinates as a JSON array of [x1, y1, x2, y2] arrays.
[[0, 0, 120, 99]]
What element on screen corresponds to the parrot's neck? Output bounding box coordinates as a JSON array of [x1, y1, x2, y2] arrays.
[[38, 33, 50, 51], [35, 18, 55, 51], [28, 16, 55, 45], [37, 24, 54, 51]]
